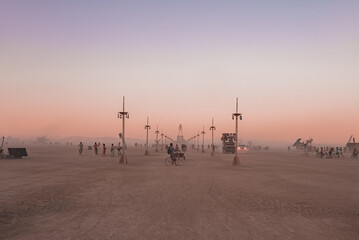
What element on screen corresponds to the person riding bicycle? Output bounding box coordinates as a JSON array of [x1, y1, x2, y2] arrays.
[[168, 143, 174, 158], [167, 143, 178, 165]]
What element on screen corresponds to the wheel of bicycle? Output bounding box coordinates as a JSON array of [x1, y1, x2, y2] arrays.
[[165, 157, 172, 166], [177, 158, 185, 166]]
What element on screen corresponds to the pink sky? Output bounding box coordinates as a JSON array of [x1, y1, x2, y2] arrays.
[[1, 1, 359, 146]]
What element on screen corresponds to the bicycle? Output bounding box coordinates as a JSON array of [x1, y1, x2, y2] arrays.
[[165, 151, 185, 166]]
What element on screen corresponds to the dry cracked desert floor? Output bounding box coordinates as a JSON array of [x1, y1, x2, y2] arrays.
[[1, 145, 358, 240]]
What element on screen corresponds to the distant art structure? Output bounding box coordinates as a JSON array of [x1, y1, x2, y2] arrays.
[[232, 97, 243, 166], [165, 134, 175, 143], [144, 116, 151, 156], [117, 96, 129, 164], [210, 118, 216, 156], [201, 126, 206, 153], [176, 124, 185, 144]]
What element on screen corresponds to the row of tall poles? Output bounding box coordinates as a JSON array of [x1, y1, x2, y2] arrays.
[[186, 123, 213, 155], [117, 96, 242, 165]]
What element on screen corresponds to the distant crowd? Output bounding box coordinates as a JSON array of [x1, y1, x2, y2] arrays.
[[77, 142, 122, 157], [288, 145, 358, 159]]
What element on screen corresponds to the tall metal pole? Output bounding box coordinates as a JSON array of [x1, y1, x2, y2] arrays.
[[210, 118, 216, 156], [155, 125, 160, 152], [201, 126, 206, 153], [161, 130, 164, 150], [232, 97, 243, 165], [117, 96, 129, 164], [145, 116, 151, 156], [197, 131, 200, 151]]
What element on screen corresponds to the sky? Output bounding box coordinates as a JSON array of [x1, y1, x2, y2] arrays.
[[1, 0, 359, 146]]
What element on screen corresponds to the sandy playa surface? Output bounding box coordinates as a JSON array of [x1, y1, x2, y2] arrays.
[[0, 146, 358, 240]]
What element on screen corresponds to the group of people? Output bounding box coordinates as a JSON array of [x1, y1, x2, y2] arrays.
[[251, 145, 269, 151], [316, 146, 346, 159], [78, 142, 122, 157]]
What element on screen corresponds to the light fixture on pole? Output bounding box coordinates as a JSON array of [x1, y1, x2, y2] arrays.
[[201, 126, 206, 153], [210, 118, 216, 156], [145, 116, 151, 156]]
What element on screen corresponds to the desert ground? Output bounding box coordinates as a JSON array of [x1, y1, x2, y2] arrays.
[[0, 145, 358, 240]]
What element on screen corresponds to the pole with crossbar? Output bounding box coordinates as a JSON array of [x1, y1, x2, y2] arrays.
[[145, 116, 151, 156], [232, 97, 243, 165], [117, 96, 129, 164], [201, 126, 206, 153], [210, 118, 216, 156]]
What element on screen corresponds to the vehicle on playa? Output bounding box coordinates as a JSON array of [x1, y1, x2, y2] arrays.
[[237, 144, 248, 152], [221, 133, 236, 154]]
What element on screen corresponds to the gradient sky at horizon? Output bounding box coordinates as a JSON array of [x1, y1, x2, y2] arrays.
[[1, 0, 359, 146]]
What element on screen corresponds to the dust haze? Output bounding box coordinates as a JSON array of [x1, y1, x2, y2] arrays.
[[1, 144, 358, 239]]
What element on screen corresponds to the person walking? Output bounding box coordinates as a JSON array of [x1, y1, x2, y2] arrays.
[[110, 144, 114, 157], [78, 142, 83, 155], [117, 142, 122, 157], [93, 142, 98, 155], [102, 144, 107, 157]]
